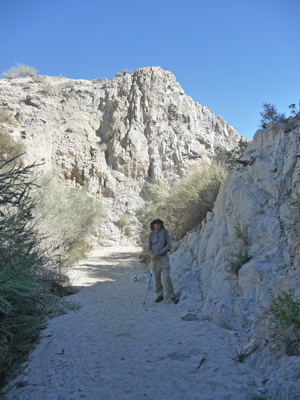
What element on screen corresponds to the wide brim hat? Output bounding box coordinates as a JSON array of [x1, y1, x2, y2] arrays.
[[152, 218, 164, 224], [150, 217, 164, 230]]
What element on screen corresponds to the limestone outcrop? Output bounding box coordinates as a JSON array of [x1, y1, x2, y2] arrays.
[[0, 67, 242, 241]]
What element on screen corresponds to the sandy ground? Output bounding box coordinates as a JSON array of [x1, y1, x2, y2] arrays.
[[3, 246, 265, 400]]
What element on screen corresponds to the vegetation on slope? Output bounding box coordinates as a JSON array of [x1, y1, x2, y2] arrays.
[[0, 137, 104, 386], [137, 163, 227, 260]]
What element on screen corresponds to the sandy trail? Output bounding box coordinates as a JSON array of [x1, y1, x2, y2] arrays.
[[3, 246, 263, 400]]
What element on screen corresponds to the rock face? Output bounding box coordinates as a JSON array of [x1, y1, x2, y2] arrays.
[[170, 116, 300, 399], [0, 67, 242, 241], [171, 118, 300, 329], [0, 67, 240, 239]]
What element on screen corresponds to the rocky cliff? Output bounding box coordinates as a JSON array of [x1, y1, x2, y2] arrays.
[[172, 117, 300, 328], [0, 67, 242, 241], [170, 115, 300, 399]]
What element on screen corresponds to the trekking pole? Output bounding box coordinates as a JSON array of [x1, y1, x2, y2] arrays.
[[143, 259, 156, 306]]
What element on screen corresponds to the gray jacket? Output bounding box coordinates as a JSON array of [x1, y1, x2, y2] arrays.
[[148, 228, 171, 257]]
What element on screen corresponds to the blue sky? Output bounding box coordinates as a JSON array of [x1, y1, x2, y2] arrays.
[[0, 0, 299, 139]]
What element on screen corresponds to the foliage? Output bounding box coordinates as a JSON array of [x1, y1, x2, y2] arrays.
[[259, 103, 286, 127], [233, 220, 250, 246], [225, 246, 251, 274], [268, 289, 300, 329], [2, 63, 37, 79], [288, 102, 299, 116], [225, 221, 251, 273], [288, 193, 300, 256], [0, 156, 70, 387], [225, 139, 248, 170], [267, 288, 300, 355], [137, 163, 227, 258], [259, 101, 300, 130], [31, 175, 105, 257]]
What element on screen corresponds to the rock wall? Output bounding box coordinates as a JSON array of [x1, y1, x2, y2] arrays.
[[0, 67, 242, 242], [171, 116, 300, 329], [170, 116, 300, 398]]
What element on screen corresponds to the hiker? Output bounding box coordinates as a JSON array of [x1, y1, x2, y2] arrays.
[[148, 218, 179, 304]]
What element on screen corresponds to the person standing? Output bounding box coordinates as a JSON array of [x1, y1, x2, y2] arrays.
[[148, 218, 179, 304]]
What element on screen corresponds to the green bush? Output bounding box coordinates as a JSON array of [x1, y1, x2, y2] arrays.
[[268, 288, 300, 329], [137, 163, 227, 258], [0, 157, 70, 387], [225, 246, 251, 274], [268, 288, 300, 355]]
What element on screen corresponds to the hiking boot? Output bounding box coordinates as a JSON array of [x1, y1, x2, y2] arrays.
[[171, 297, 179, 304], [155, 296, 163, 303]]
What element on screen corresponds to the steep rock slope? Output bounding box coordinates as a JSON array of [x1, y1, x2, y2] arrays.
[[172, 117, 300, 328], [170, 116, 300, 398], [0, 67, 242, 240]]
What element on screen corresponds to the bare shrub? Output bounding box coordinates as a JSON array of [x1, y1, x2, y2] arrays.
[[115, 215, 129, 235], [2, 63, 37, 79]]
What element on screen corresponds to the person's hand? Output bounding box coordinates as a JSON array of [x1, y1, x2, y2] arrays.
[[154, 251, 162, 259]]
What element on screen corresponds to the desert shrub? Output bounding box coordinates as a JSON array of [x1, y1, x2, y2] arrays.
[[225, 221, 251, 273], [268, 288, 300, 356], [0, 156, 71, 387], [225, 246, 251, 274], [115, 215, 129, 235], [31, 175, 105, 261], [259, 103, 285, 127], [137, 163, 227, 258], [268, 289, 300, 329], [2, 63, 37, 79], [259, 101, 300, 129], [233, 220, 250, 246]]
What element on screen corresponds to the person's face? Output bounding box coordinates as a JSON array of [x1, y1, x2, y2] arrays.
[[154, 222, 161, 231]]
